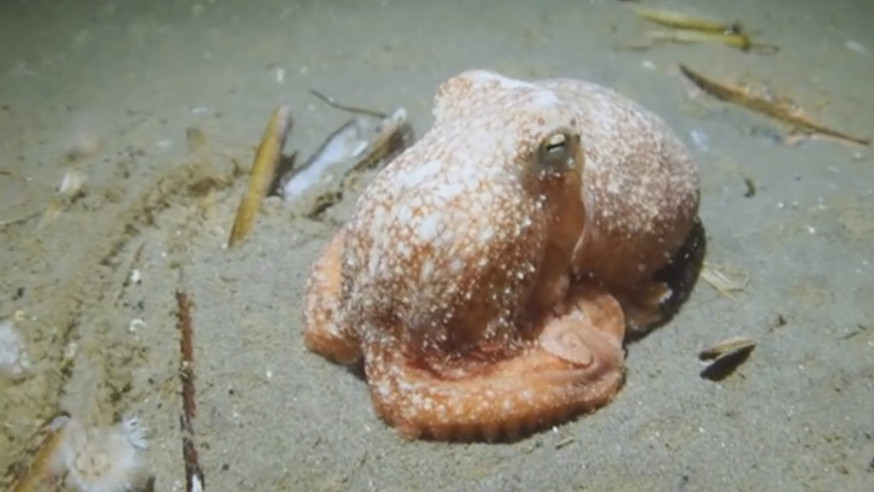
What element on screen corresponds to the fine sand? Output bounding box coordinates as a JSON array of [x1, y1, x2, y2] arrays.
[[1, 1, 872, 490]]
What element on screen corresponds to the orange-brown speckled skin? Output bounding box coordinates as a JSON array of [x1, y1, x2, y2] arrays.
[[303, 70, 699, 440]]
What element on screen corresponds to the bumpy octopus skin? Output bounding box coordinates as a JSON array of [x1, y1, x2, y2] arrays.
[[303, 70, 699, 441]]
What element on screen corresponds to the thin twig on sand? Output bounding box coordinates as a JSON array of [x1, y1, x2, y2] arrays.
[[679, 64, 870, 146], [309, 89, 388, 119], [176, 291, 205, 492]]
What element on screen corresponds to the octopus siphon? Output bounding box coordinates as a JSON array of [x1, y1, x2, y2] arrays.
[[303, 70, 700, 441]]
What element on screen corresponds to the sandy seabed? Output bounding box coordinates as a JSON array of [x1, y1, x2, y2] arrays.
[[1, 1, 872, 490]]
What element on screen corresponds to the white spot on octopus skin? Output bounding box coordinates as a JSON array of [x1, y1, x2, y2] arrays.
[[416, 213, 441, 242], [394, 159, 443, 188]]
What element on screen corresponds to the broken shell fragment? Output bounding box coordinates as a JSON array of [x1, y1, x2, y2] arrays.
[[698, 336, 756, 361], [701, 261, 749, 296], [0, 317, 32, 380], [39, 168, 89, 226], [698, 336, 755, 381], [278, 107, 414, 217]]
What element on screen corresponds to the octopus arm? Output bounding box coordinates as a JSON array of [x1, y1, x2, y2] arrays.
[[363, 286, 626, 441], [304, 228, 362, 365]]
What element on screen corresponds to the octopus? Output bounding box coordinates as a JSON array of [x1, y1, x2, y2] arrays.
[[303, 70, 700, 441]]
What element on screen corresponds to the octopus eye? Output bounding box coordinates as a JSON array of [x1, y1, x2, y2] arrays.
[[536, 130, 579, 177]]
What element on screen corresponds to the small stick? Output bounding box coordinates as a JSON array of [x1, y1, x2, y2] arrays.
[[554, 436, 576, 449], [10, 418, 68, 492], [634, 7, 734, 33], [680, 64, 870, 146], [633, 7, 778, 54], [111, 241, 146, 306], [646, 29, 752, 51], [227, 106, 293, 248], [0, 210, 41, 229], [309, 89, 388, 119], [176, 291, 205, 492]]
